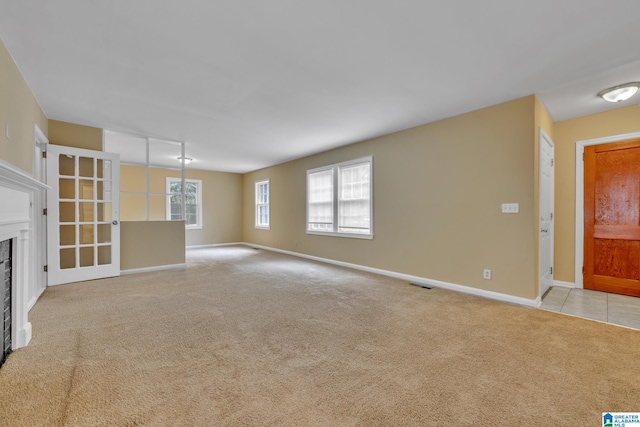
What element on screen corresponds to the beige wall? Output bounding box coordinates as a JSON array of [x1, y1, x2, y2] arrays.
[[243, 96, 538, 299], [0, 38, 48, 172], [48, 119, 103, 151], [553, 105, 640, 283], [120, 221, 185, 270], [120, 165, 243, 246]]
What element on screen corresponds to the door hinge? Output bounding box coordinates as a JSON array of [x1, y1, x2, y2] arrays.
[[582, 152, 584, 161], [550, 266, 553, 275], [550, 159, 554, 167], [582, 266, 585, 275], [550, 212, 553, 220], [44, 265, 48, 272], [42, 208, 47, 216], [42, 151, 47, 158]]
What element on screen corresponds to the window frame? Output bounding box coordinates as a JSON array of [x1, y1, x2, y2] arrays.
[[166, 177, 203, 229], [306, 156, 373, 239], [254, 179, 270, 230]]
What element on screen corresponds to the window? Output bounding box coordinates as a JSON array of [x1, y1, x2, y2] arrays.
[[166, 178, 202, 229], [255, 179, 270, 229], [307, 156, 372, 238]]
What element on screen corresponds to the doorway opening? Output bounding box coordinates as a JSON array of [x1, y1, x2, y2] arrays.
[[575, 131, 640, 291]]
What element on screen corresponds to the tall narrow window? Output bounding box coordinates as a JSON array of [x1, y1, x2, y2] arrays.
[[255, 179, 270, 229], [166, 178, 202, 229], [307, 156, 372, 238]]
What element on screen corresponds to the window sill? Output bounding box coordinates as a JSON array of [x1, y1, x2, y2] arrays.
[[306, 230, 373, 240], [186, 226, 203, 230], [255, 226, 271, 230]]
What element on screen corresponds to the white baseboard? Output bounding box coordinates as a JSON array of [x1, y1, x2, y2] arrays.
[[121, 263, 187, 275], [186, 242, 244, 250], [553, 280, 578, 288], [243, 243, 540, 308]]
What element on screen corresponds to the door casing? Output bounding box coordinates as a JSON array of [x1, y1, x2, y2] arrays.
[[538, 129, 554, 297], [575, 130, 640, 288]]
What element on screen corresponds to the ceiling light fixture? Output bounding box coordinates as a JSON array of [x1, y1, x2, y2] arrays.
[[597, 82, 640, 103], [177, 156, 193, 164]]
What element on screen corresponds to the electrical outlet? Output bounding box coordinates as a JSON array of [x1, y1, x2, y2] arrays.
[[483, 269, 492, 280]]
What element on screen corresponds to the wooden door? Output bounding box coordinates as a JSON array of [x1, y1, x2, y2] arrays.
[[584, 139, 640, 297]]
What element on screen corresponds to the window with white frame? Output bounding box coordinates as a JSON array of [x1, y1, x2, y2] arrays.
[[166, 178, 202, 228], [307, 156, 372, 238], [255, 179, 270, 229]]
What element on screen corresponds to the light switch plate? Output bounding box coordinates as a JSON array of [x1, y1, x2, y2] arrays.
[[501, 203, 519, 214]]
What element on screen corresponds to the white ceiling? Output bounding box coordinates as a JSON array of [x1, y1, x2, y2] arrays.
[[1, 0, 640, 173]]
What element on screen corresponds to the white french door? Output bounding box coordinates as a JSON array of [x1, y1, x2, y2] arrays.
[[46, 145, 120, 286]]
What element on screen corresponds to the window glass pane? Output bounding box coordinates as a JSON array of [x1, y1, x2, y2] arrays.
[[59, 179, 75, 199], [98, 246, 112, 265], [59, 155, 75, 176], [149, 138, 182, 168], [60, 248, 75, 269], [120, 165, 147, 193], [149, 194, 167, 221], [97, 203, 112, 222], [104, 131, 147, 165], [97, 224, 111, 244], [120, 194, 147, 221], [60, 202, 76, 223], [79, 157, 94, 178], [308, 169, 333, 231], [60, 225, 75, 246], [79, 202, 94, 222], [80, 247, 95, 267], [79, 180, 94, 200], [338, 162, 371, 234], [80, 224, 95, 244]]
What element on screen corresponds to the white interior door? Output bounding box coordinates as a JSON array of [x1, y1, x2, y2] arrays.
[[539, 129, 555, 297], [46, 145, 120, 286]]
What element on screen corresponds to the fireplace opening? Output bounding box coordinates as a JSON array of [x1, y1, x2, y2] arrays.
[[1, 238, 11, 368]]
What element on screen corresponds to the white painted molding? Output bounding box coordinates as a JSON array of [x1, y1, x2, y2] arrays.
[[0, 158, 49, 191], [121, 263, 187, 275], [553, 280, 577, 288], [243, 243, 540, 308], [575, 130, 640, 289], [186, 242, 244, 249]]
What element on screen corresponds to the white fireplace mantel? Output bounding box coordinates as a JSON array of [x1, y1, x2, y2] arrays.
[[0, 158, 49, 349]]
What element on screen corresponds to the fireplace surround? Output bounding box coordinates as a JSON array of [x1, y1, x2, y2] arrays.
[[0, 158, 48, 352]]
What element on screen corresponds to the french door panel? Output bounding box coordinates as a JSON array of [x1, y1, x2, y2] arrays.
[[584, 139, 640, 297], [46, 145, 120, 286]]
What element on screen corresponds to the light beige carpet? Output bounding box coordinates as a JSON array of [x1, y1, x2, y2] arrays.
[[1, 246, 639, 426]]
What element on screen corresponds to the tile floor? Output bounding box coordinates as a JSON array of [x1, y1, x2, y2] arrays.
[[541, 286, 640, 330]]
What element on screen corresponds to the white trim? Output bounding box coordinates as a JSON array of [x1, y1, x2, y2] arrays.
[[121, 263, 187, 275], [242, 243, 540, 308], [575, 130, 640, 289], [553, 280, 577, 288], [0, 159, 50, 350], [186, 242, 244, 249], [306, 230, 374, 239], [32, 124, 48, 312], [538, 128, 555, 298]]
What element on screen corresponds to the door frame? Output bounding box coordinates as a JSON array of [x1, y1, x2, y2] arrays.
[[31, 124, 48, 308], [538, 128, 554, 298], [575, 130, 640, 289]]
